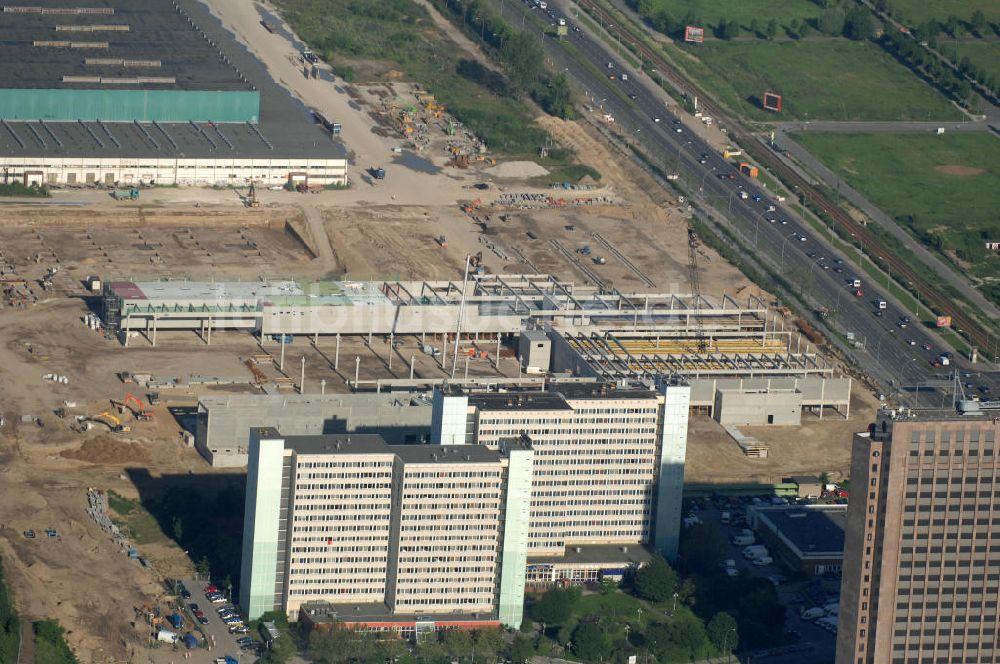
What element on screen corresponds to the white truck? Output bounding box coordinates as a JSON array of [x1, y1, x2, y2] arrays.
[[157, 630, 178, 644], [742, 544, 768, 560], [731, 530, 755, 546], [751, 556, 774, 566]]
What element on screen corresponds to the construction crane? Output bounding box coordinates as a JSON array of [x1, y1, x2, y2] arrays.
[[90, 411, 131, 433], [687, 229, 708, 352], [114, 392, 154, 421]]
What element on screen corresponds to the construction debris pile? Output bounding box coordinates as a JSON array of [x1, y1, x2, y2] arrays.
[[493, 192, 616, 209], [86, 488, 130, 550], [373, 86, 491, 166]]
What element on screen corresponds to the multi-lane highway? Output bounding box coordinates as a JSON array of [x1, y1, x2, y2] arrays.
[[494, 0, 998, 400]]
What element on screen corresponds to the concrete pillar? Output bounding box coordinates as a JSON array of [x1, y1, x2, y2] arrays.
[[421, 331, 426, 344], [410, 355, 415, 379], [300, 356, 305, 394], [279, 335, 286, 371], [314, 331, 319, 346], [464, 355, 469, 380], [495, 334, 501, 368], [354, 356, 360, 386], [819, 379, 825, 421], [151, 315, 157, 347], [207, 317, 212, 345], [334, 334, 341, 370], [388, 335, 393, 371], [368, 322, 373, 346], [124, 315, 130, 347], [320, 378, 326, 395], [845, 378, 852, 419]]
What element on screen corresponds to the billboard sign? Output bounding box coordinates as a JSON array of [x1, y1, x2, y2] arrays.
[[936, 316, 952, 328], [763, 91, 782, 112], [684, 26, 704, 43]]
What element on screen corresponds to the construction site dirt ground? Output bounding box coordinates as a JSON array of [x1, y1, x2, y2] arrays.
[[0, 120, 867, 664], [685, 387, 881, 485]]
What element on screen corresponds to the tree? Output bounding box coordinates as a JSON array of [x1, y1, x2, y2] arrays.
[[262, 632, 297, 664], [716, 18, 739, 40], [666, 613, 707, 655], [571, 623, 609, 662], [510, 635, 534, 664], [706, 612, 739, 652], [474, 628, 503, 662], [172, 516, 183, 542], [874, 0, 891, 15], [416, 631, 446, 663], [678, 524, 724, 575], [529, 588, 576, 626], [749, 18, 760, 37], [633, 555, 678, 603], [536, 74, 573, 119], [956, 79, 972, 101], [788, 18, 800, 37], [196, 555, 211, 580], [817, 8, 844, 36], [798, 21, 812, 38], [442, 629, 473, 661], [944, 15, 960, 36], [766, 19, 778, 40], [970, 10, 987, 35], [844, 8, 874, 40]]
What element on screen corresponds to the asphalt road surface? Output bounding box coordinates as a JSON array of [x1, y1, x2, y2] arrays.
[[495, 0, 999, 401]]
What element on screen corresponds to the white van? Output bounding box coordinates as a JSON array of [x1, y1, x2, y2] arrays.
[[877, 299, 887, 309]]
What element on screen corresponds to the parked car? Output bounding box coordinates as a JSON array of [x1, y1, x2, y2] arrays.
[[229, 624, 250, 634]]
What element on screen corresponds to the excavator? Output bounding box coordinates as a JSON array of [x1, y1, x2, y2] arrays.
[[90, 411, 131, 433], [113, 393, 154, 421]]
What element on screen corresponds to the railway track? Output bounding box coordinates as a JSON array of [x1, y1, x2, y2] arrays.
[[576, 0, 996, 353]]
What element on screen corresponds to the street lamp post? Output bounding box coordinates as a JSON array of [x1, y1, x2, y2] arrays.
[[671, 592, 679, 615], [722, 627, 736, 664], [699, 167, 715, 193], [779, 232, 798, 267]]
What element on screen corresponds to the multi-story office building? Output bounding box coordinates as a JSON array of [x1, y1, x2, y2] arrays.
[[239, 428, 533, 628], [836, 405, 1000, 664], [431, 380, 690, 560]]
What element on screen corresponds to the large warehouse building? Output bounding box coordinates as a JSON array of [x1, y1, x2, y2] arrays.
[[0, 0, 346, 186]]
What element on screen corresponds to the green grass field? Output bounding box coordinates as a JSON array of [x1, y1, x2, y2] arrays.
[[640, 0, 817, 32], [274, 0, 552, 158], [888, 0, 1000, 26], [793, 132, 1000, 283], [952, 41, 1000, 83], [675, 39, 963, 121]]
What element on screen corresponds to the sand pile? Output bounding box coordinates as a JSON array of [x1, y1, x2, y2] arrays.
[[486, 161, 550, 178], [61, 435, 150, 464]]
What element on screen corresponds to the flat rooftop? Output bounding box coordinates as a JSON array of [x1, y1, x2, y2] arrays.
[[0, 0, 344, 158], [108, 280, 391, 307], [0, 0, 251, 91], [300, 601, 496, 625], [263, 430, 501, 464], [756, 506, 847, 558], [527, 544, 655, 567]]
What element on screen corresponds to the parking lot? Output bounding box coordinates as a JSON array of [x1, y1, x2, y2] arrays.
[[166, 577, 262, 663], [686, 498, 839, 664]]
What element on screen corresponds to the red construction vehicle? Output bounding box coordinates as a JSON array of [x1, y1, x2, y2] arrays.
[[116, 392, 154, 421]]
